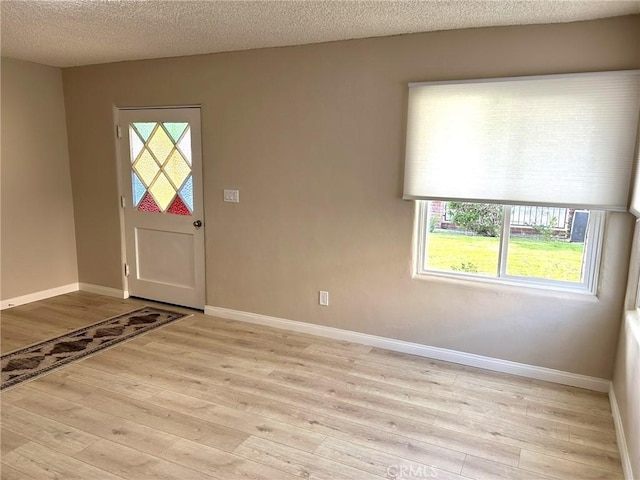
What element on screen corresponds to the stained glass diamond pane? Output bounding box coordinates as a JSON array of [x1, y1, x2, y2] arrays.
[[132, 172, 146, 206], [163, 122, 188, 143], [164, 150, 191, 189], [179, 175, 193, 211], [167, 195, 191, 216], [129, 126, 145, 162], [147, 126, 175, 165], [137, 192, 161, 213], [177, 126, 192, 165], [132, 149, 160, 187], [149, 174, 176, 211], [132, 122, 157, 142]]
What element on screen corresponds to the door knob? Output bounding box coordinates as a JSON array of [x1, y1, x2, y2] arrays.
[[193, 220, 202, 229]]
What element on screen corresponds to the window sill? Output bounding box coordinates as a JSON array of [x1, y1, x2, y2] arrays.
[[412, 269, 598, 299]]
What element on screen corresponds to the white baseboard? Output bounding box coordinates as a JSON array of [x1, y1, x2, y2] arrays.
[[610, 386, 634, 480], [1, 283, 80, 310], [79, 283, 129, 299], [204, 306, 610, 392], [1, 283, 129, 309]]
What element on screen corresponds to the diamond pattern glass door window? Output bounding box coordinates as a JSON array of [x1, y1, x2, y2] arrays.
[[129, 122, 194, 216]]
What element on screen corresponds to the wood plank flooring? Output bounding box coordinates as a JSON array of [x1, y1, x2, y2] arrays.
[[0, 292, 622, 479]]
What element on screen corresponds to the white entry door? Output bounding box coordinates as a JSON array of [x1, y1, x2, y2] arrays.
[[119, 108, 205, 309]]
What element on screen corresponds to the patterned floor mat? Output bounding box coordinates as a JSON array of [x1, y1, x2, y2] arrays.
[[1, 306, 190, 390]]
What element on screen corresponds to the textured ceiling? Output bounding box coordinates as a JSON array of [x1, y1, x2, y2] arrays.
[[1, 0, 639, 68]]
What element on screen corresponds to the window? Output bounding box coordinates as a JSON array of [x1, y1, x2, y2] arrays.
[[403, 71, 639, 293], [129, 122, 193, 216], [416, 201, 604, 292]]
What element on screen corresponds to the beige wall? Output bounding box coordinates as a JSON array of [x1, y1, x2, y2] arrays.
[[62, 15, 640, 378], [1, 58, 78, 300], [614, 312, 640, 479], [613, 221, 640, 479]]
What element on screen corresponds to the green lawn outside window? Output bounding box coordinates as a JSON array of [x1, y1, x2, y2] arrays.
[[426, 232, 585, 282]]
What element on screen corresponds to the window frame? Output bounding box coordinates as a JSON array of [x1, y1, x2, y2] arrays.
[[415, 200, 605, 294]]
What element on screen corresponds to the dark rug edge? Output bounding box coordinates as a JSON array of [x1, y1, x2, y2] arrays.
[[1, 306, 192, 391]]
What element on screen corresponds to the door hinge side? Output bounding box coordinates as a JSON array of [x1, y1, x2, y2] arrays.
[[116, 124, 122, 139], [124, 263, 130, 277], [120, 195, 126, 208]]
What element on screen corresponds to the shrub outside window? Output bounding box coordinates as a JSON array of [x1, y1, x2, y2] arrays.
[[416, 201, 604, 293]]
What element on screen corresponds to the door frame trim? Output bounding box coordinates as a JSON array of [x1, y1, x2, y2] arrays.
[[113, 105, 129, 295]]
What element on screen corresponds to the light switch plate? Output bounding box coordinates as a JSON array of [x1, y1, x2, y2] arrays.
[[319, 291, 329, 306], [224, 189, 240, 203]]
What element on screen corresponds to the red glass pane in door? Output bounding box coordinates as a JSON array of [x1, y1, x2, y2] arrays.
[[137, 192, 161, 213], [167, 195, 191, 216]]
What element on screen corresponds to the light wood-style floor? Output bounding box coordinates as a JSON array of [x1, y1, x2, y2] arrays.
[[0, 292, 622, 479]]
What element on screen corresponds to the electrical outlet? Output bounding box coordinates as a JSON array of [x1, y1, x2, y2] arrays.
[[224, 189, 240, 202], [319, 291, 329, 306]]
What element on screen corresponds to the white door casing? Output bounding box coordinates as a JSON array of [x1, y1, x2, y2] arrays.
[[119, 108, 205, 309]]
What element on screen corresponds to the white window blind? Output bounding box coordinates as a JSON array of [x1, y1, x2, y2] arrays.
[[403, 71, 640, 211]]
